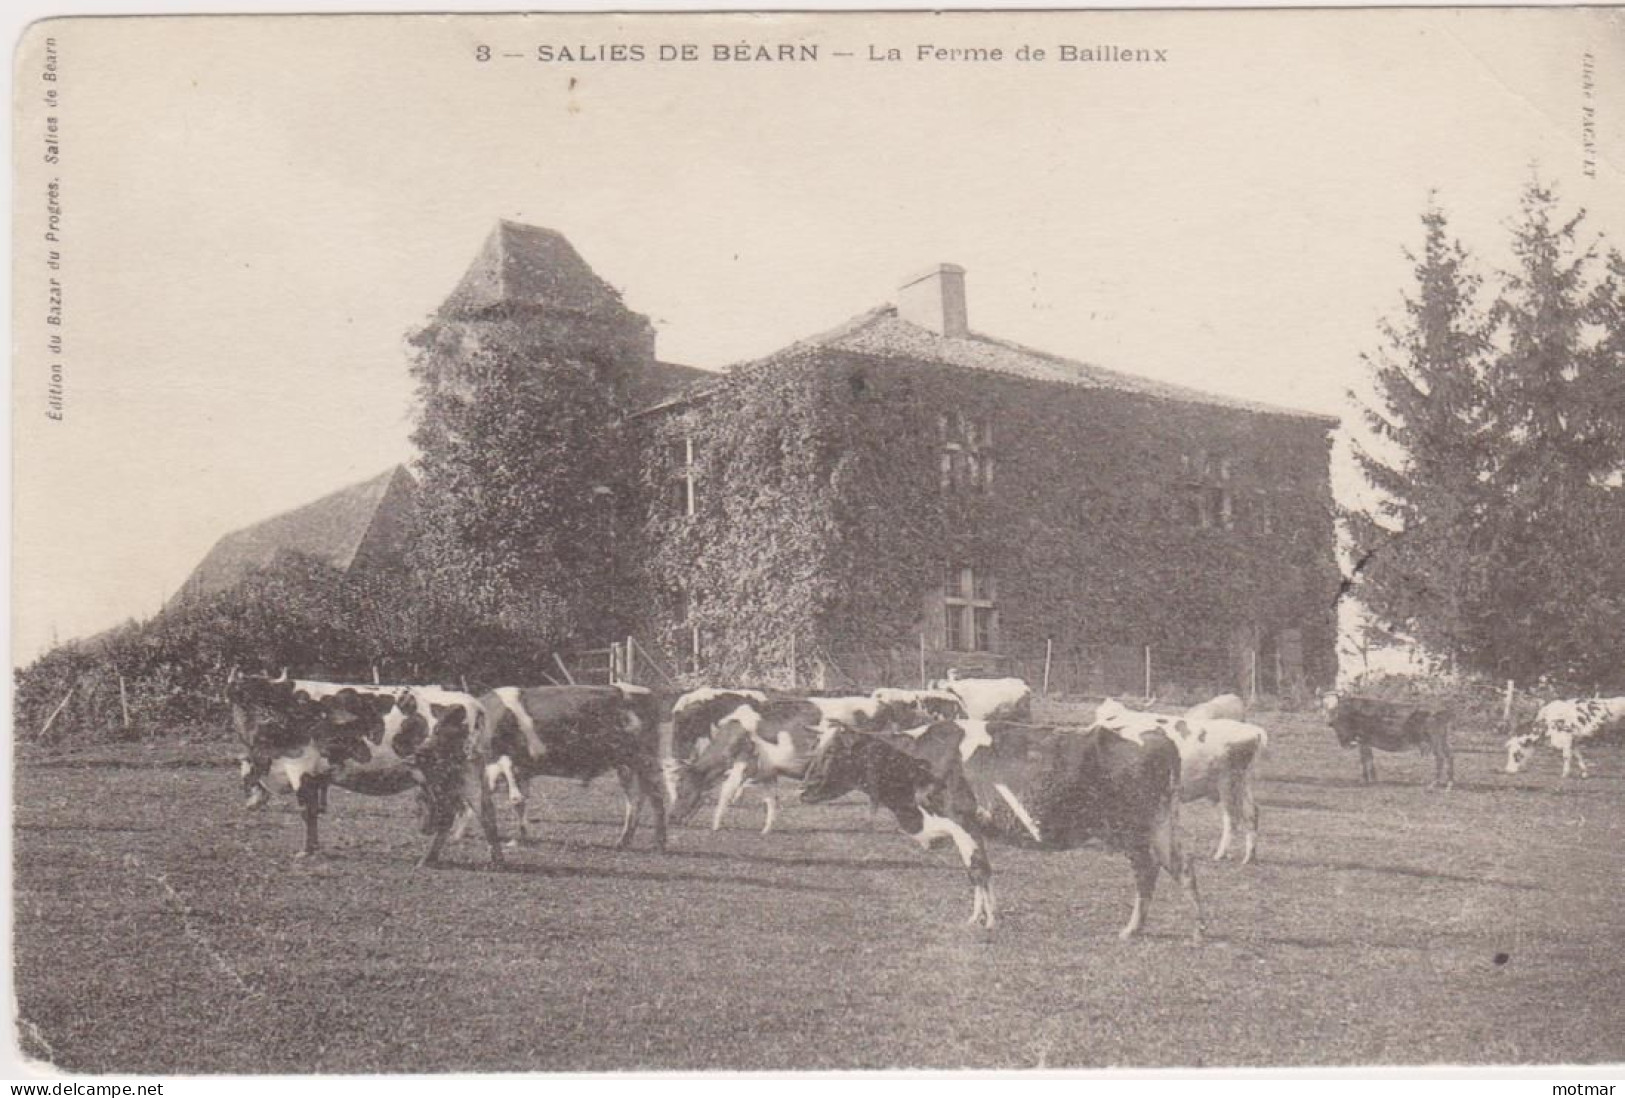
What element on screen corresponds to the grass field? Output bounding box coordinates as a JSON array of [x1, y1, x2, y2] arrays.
[[12, 708, 1625, 1073]]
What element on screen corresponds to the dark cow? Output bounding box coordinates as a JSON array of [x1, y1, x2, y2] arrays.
[[1323, 694, 1453, 787], [799, 720, 1205, 938], [462, 684, 669, 850], [226, 673, 501, 866], [666, 688, 955, 832]]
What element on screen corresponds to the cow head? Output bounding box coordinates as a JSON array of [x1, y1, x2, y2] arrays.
[[665, 717, 756, 823], [412, 703, 475, 835], [799, 730, 866, 805], [225, 675, 307, 809], [1503, 726, 1539, 774]]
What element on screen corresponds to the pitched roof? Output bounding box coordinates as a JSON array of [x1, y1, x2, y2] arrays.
[[625, 360, 719, 409], [799, 307, 1337, 424], [439, 221, 631, 319], [171, 466, 416, 605]]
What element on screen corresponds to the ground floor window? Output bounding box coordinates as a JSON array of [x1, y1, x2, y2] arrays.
[[943, 564, 997, 652]]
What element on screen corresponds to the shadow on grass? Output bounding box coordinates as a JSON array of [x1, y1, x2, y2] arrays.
[[434, 856, 839, 895], [654, 846, 938, 873], [1264, 854, 1543, 891], [15, 822, 158, 835]]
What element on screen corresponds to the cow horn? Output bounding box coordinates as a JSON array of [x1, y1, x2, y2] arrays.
[[274, 668, 289, 683]]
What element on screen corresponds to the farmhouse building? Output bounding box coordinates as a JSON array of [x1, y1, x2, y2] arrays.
[[617, 254, 1340, 695], [174, 220, 1340, 697]]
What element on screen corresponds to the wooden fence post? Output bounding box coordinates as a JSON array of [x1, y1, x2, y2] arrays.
[[1503, 679, 1516, 724], [788, 634, 797, 689], [40, 684, 76, 739], [1042, 639, 1053, 698], [919, 634, 927, 689], [1248, 649, 1259, 704], [118, 675, 132, 731], [1143, 645, 1152, 701]]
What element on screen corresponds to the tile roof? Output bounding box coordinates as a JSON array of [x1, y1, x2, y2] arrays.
[[802, 307, 1337, 424], [439, 221, 631, 319], [170, 466, 416, 606]]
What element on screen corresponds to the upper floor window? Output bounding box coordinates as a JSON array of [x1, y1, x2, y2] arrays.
[[1177, 449, 1233, 530], [669, 435, 697, 516], [944, 563, 997, 652], [939, 413, 994, 492]]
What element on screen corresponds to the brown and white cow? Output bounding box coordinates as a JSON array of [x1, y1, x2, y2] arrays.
[[666, 688, 956, 832], [1184, 693, 1246, 723], [227, 672, 501, 866], [929, 673, 1033, 721], [460, 683, 669, 850], [1323, 693, 1453, 788], [799, 719, 1204, 939], [1094, 698, 1268, 864], [1504, 697, 1625, 779]]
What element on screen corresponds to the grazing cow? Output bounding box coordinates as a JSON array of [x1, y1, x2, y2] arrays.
[[1323, 694, 1453, 788], [799, 720, 1204, 938], [1184, 693, 1246, 723], [666, 689, 955, 832], [463, 684, 668, 850], [1504, 697, 1625, 779], [929, 673, 1033, 721], [227, 673, 501, 866], [1094, 699, 1268, 864]]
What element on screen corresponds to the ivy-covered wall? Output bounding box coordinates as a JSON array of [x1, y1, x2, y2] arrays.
[[622, 347, 1339, 690]]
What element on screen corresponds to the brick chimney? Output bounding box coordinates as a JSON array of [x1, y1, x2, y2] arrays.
[[897, 263, 968, 339]]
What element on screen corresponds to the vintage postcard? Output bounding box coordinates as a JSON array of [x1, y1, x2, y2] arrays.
[[9, 8, 1625, 1080]]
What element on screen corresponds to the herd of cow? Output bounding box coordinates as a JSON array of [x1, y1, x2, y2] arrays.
[[224, 669, 1625, 941]]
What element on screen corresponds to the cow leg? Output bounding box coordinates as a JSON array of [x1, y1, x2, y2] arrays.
[[1213, 790, 1234, 862], [1121, 847, 1157, 939], [294, 781, 323, 858], [760, 779, 780, 835], [508, 775, 533, 846], [641, 764, 668, 852], [910, 807, 993, 929], [1360, 745, 1376, 783], [1572, 745, 1589, 779], [1136, 801, 1204, 942], [1238, 778, 1259, 865], [712, 760, 750, 831], [1435, 736, 1454, 789], [614, 766, 643, 849]]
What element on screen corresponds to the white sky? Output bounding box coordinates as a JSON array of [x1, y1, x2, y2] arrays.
[[11, 8, 1625, 663]]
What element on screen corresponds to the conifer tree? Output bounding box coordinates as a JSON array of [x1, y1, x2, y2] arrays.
[[1346, 200, 1495, 666]]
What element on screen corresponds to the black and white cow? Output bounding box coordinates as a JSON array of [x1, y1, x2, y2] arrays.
[[1323, 694, 1453, 788], [666, 687, 958, 832], [226, 672, 501, 866], [799, 719, 1205, 938], [1504, 697, 1625, 779], [461, 683, 669, 850], [1094, 699, 1268, 864]]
